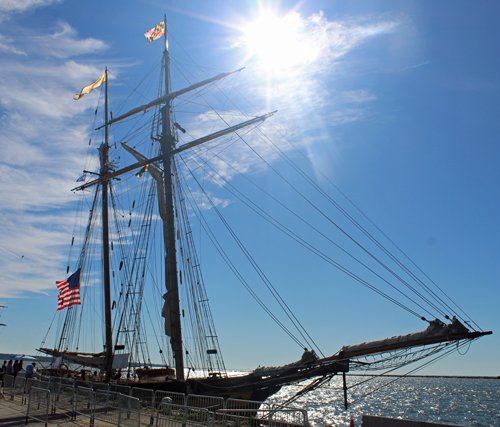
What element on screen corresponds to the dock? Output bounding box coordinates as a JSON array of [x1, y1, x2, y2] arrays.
[[0, 374, 307, 427], [0, 376, 469, 427], [0, 388, 149, 426]]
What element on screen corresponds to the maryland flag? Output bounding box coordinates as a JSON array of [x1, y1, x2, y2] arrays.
[[144, 21, 165, 43], [74, 71, 106, 100]]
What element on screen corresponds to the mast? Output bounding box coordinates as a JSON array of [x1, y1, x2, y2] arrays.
[[100, 66, 114, 380], [160, 17, 185, 382], [70, 24, 275, 382]]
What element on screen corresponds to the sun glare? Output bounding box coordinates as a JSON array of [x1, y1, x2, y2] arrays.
[[243, 11, 318, 72]]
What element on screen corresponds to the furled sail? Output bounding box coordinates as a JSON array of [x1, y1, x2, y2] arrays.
[[38, 348, 129, 370], [162, 292, 172, 337], [323, 317, 485, 362]]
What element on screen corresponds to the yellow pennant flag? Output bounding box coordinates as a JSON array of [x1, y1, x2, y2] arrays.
[[74, 71, 106, 100], [136, 164, 149, 178]]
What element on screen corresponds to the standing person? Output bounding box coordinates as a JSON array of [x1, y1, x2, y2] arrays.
[[25, 362, 36, 379], [13, 360, 19, 378], [6, 360, 13, 376], [14, 360, 23, 378], [0, 360, 6, 385]]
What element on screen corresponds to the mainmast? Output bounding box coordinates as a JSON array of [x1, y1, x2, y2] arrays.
[[100, 67, 114, 380], [160, 18, 185, 382], [71, 21, 276, 381]]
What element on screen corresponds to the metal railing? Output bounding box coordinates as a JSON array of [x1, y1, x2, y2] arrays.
[[93, 390, 141, 427], [269, 408, 309, 427], [226, 398, 272, 412], [110, 383, 131, 395], [214, 408, 309, 427], [131, 386, 155, 408], [54, 383, 75, 418], [93, 390, 122, 425], [11, 375, 27, 401], [155, 390, 186, 406], [25, 387, 51, 426], [74, 386, 94, 422], [156, 402, 211, 427], [1, 375, 308, 427], [187, 394, 224, 411]]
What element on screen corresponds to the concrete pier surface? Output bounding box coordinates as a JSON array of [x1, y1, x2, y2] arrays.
[[0, 393, 126, 426], [0, 395, 79, 426]]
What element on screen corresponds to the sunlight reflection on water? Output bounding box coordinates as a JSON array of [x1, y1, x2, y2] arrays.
[[267, 376, 500, 427]]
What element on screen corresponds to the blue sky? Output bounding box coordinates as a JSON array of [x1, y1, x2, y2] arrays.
[[0, 0, 498, 376]]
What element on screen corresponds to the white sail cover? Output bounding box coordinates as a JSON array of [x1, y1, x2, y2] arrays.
[[112, 353, 129, 369]]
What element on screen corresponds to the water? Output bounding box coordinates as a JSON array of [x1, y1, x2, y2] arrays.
[[36, 361, 499, 426], [268, 376, 500, 427]]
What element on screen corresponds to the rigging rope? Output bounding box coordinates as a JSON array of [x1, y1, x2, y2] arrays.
[[253, 123, 477, 328], [177, 159, 308, 350], [179, 144, 426, 320], [167, 50, 478, 331]]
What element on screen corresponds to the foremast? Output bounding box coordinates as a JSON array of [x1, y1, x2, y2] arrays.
[[99, 67, 114, 380]]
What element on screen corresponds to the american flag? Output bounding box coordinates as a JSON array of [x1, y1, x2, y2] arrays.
[[57, 269, 81, 310]]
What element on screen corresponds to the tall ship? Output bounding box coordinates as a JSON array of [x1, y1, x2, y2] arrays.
[[38, 18, 491, 408]]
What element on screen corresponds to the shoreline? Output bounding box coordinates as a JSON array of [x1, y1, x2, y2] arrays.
[[355, 373, 500, 379], [1, 353, 497, 379]]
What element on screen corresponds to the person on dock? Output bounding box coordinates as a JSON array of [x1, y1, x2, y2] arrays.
[[25, 362, 36, 379], [13, 360, 23, 378], [0, 360, 6, 385], [5, 360, 13, 376]]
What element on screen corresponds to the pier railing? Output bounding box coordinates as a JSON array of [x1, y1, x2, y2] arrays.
[[25, 387, 51, 426], [1, 375, 308, 427]]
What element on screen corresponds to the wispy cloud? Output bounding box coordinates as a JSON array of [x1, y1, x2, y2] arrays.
[[34, 22, 108, 58], [0, 9, 401, 299], [337, 89, 377, 104], [0, 0, 61, 22], [0, 210, 74, 298], [172, 11, 394, 184], [0, 22, 109, 298], [0, 34, 26, 55], [237, 11, 397, 113], [0, 0, 61, 12]]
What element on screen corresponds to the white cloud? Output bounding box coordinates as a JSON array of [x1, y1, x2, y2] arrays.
[[338, 89, 377, 104], [183, 188, 231, 212], [35, 22, 107, 58], [171, 12, 390, 186], [0, 10, 399, 300], [223, 11, 395, 142], [0, 0, 60, 12], [235, 11, 398, 73], [0, 210, 74, 298], [0, 34, 26, 55], [0, 22, 109, 298]]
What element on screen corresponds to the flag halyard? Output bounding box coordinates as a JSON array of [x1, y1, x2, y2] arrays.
[[57, 269, 81, 310]]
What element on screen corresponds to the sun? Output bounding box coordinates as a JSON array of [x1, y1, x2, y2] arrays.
[[242, 11, 318, 72]]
